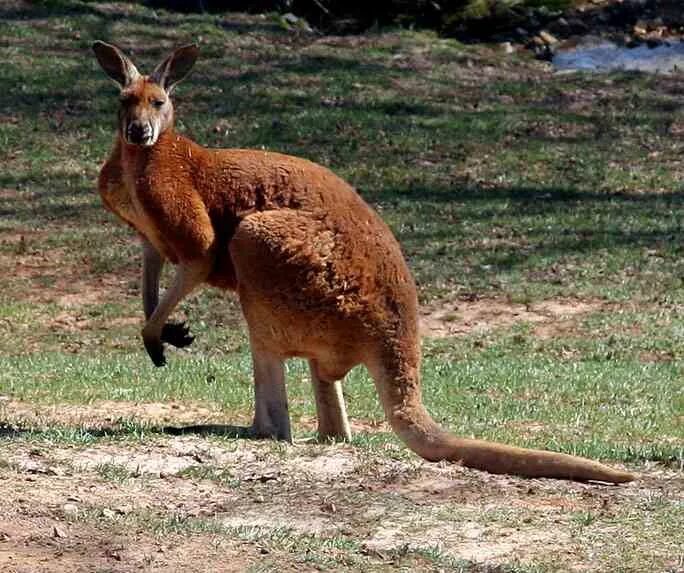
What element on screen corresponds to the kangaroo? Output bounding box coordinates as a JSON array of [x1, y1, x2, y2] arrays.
[[93, 41, 635, 483]]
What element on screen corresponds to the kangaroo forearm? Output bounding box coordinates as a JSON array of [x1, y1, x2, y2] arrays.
[[142, 238, 164, 320]]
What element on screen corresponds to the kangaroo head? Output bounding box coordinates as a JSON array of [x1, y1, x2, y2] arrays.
[[92, 41, 198, 147]]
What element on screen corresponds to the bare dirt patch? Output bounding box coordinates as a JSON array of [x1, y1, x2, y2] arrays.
[[420, 297, 605, 339], [0, 398, 232, 429], [8, 250, 132, 308], [0, 515, 254, 573], [0, 399, 680, 571]]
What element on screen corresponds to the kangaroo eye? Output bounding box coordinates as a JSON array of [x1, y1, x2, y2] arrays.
[[152, 99, 165, 108]]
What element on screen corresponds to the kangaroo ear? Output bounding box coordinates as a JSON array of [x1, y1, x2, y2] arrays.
[[150, 44, 198, 93], [92, 41, 141, 88]]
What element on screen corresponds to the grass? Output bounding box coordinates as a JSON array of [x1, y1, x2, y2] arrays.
[[0, 1, 682, 571], [0, 351, 681, 465]]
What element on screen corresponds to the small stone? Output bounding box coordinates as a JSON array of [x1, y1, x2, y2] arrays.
[[102, 508, 116, 519], [634, 21, 648, 36], [62, 503, 78, 516], [52, 525, 67, 539], [500, 42, 515, 54], [47, 466, 64, 476], [539, 31, 559, 45]]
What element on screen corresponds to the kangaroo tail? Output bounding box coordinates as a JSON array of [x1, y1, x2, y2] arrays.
[[368, 351, 635, 483]]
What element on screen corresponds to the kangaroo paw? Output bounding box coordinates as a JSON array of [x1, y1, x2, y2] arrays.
[[161, 321, 195, 348], [143, 337, 167, 367]]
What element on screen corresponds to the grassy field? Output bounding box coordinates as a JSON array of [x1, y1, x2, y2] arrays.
[[0, 1, 682, 571]]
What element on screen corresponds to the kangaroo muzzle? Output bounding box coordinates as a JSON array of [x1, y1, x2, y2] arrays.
[[126, 121, 155, 146]]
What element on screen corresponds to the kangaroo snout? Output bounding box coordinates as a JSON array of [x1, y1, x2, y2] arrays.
[[126, 121, 154, 146]]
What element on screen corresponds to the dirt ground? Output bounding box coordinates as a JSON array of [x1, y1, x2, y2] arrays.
[[0, 402, 681, 573]]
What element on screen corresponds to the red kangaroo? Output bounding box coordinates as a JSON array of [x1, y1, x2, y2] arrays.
[[93, 41, 634, 483]]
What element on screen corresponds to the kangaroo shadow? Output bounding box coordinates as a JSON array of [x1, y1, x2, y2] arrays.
[[0, 421, 254, 440], [160, 423, 253, 439]]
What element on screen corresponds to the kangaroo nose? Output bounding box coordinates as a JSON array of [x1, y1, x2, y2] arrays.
[[127, 122, 151, 144]]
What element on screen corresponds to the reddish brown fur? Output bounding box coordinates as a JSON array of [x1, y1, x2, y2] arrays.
[[96, 43, 635, 483]]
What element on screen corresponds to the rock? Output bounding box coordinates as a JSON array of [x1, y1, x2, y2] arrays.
[[52, 525, 67, 539], [533, 43, 555, 62], [500, 42, 515, 54], [634, 21, 649, 37], [566, 18, 589, 34], [527, 16, 540, 29], [47, 466, 64, 476], [280, 12, 313, 33], [62, 503, 78, 516], [102, 508, 116, 519], [282, 12, 298, 25], [539, 31, 559, 45]]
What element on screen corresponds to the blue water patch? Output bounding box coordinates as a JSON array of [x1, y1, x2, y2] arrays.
[[553, 39, 684, 73]]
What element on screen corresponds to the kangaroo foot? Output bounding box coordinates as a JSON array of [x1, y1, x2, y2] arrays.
[[161, 321, 195, 348], [143, 335, 166, 367], [249, 421, 292, 442]]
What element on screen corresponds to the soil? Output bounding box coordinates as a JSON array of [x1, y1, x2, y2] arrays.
[[419, 297, 603, 339], [1, 401, 680, 572]]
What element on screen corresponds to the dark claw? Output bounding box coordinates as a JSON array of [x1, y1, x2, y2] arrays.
[[161, 321, 195, 348], [143, 337, 167, 367]]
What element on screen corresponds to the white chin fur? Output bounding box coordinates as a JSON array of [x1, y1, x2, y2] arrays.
[[124, 135, 157, 147]]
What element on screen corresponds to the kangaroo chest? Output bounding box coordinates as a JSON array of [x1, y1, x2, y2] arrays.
[[99, 160, 177, 262], [127, 173, 179, 262]]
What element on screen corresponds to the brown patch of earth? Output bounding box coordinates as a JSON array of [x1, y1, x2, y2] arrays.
[[0, 429, 679, 572], [0, 398, 235, 429], [420, 297, 604, 339], [0, 516, 254, 573], [3, 247, 132, 308]]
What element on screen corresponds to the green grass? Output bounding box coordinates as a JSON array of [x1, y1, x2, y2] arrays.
[[1, 350, 680, 465]]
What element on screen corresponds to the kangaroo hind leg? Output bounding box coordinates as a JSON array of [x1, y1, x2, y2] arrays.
[[309, 360, 352, 442], [251, 346, 291, 442]]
